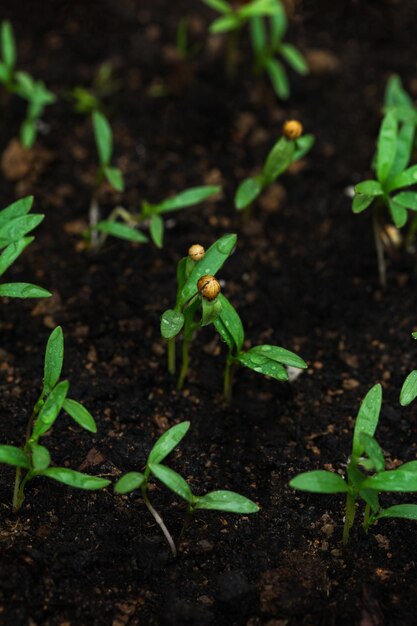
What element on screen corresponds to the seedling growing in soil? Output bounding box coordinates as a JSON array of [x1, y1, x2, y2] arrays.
[[290, 384, 417, 544], [0, 196, 51, 299], [1, 327, 111, 512], [70, 61, 120, 114], [353, 83, 417, 287], [235, 120, 314, 214], [160, 234, 307, 400], [0, 21, 56, 147], [90, 185, 220, 249], [250, 2, 308, 99], [202, 0, 308, 95], [115, 421, 259, 556]]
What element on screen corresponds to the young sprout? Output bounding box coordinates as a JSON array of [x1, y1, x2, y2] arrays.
[[0, 196, 51, 299], [400, 331, 417, 407], [0, 21, 56, 148], [234, 120, 314, 216], [1, 327, 111, 512], [290, 384, 417, 544], [70, 61, 120, 114], [90, 185, 221, 249], [202, 0, 308, 94], [115, 421, 259, 557], [352, 77, 417, 287], [160, 234, 307, 400]]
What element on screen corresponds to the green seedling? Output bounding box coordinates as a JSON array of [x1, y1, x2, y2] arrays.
[[202, 0, 307, 95], [0, 21, 55, 148], [235, 119, 314, 215], [91, 185, 220, 249], [290, 384, 417, 544], [1, 326, 111, 512], [115, 421, 259, 556], [0, 196, 51, 299], [353, 79, 417, 287], [400, 331, 417, 407], [250, 2, 308, 99], [87, 110, 124, 247], [70, 61, 120, 114], [160, 234, 307, 400]]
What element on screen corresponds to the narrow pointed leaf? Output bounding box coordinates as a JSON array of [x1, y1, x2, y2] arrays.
[[280, 43, 308, 75], [352, 194, 374, 214], [0, 283, 51, 298], [352, 384, 382, 458], [0, 237, 33, 277], [290, 470, 348, 493], [160, 309, 184, 339], [149, 463, 193, 503], [386, 164, 417, 192], [96, 220, 148, 243], [376, 111, 397, 183], [393, 191, 417, 211], [235, 177, 262, 210], [237, 351, 288, 381], [43, 326, 64, 396], [92, 110, 112, 166], [104, 166, 124, 192], [63, 399, 97, 433], [247, 345, 307, 369], [32, 381, 69, 440], [354, 180, 383, 197], [266, 58, 289, 100], [214, 293, 244, 352], [194, 490, 259, 513], [149, 214, 164, 248], [262, 137, 294, 184], [362, 461, 417, 492], [400, 370, 417, 406], [0, 445, 30, 469], [114, 472, 145, 494], [0, 214, 44, 247], [148, 421, 190, 466], [158, 186, 220, 213], [0, 197, 34, 229], [377, 504, 417, 521], [41, 467, 111, 490]]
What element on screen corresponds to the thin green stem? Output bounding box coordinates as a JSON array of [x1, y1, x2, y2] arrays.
[[167, 338, 176, 375], [12, 398, 42, 512], [13, 472, 32, 513], [223, 355, 235, 403], [142, 487, 177, 557], [405, 214, 417, 252], [177, 338, 191, 390], [342, 492, 356, 545], [372, 204, 386, 288]]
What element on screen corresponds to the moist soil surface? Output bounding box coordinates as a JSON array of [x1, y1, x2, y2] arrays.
[[1, 1, 417, 624]]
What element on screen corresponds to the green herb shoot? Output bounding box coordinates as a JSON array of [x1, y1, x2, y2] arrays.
[[90, 185, 221, 249], [352, 77, 417, 287], [160, 234, 307, 400], [234, 119, 314, 216], [115, 421, 259, 556], [1, 327, 111, 512], [290, 384, 417, 544], [400, 331, 417, 407], [202, 0, 308, 95], [0, 196, 51, 299], [0, 21, 56, 148], [70, 61, 120, 114]]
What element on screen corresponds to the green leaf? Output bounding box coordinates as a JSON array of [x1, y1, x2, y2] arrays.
[[41, 467, 111, 490], [0, 237, 32, 277], [358, 433, 385, 472], [149, 214, 164, 248], [202, 0, 230, 13], [352, 194, 374, 214], [194, 490, 259, 513], [0, 196, 33, 229], [210, 15, 239, 33], [214, 293, 245, 352], [43, 326, 64, 396], [93, 110, 112, 166], [149, 463, 194, 504], [384, 75, 413, 110], [290, 470, 348, 493], [386, 164, 417, 192], [148, 422, 190, 466], [262, 137, 295, 185], [270, 4, 287, 46], [393, 191, 417, 211], [354, 180, 383, 197], [0, 283, 51, 298], [390, 120, 415, 175], [63, 398, 97, 433], [0, 444, 30, 469], [250, 16, 266, 59], [412, 331, 417, 340], [400, 370, 417, 406], [377, 504, 417, 521], [1, 21, 16, 69], [235, 177, 263, 210], [292, 134, 314, 162], [160, 309, 185, 339], [15, 71, 35, 98], [104, 166, 124, 192], [32, 381, 69, 440], [237, 351, 288, 381], [266, 58, 289, 100], [179, 233, 237, 308], [201, 297, 222, 327], [0, 214, 44, 248], [96, 220, 148, 243], [240, 0, 281, 18], [247, 344, 307, 369], [31, 443, 51, 471], [114, 472, 145, 494], [376, 111, 398, 183], [280, 43, 308, 75], [387, 197, 408, 228], [213, 316, 234, 351], [362, 460, 417, 492], [157, 186, 220, 213], [352, 384, 382, 458]]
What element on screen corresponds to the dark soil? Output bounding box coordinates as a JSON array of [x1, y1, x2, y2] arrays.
[[1, 0, 417, 624]]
